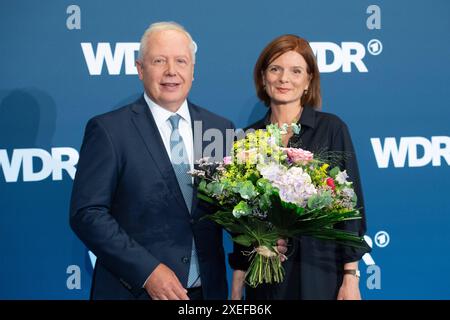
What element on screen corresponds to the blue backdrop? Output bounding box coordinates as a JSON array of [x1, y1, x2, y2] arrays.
[[1, 0, 449, 299]]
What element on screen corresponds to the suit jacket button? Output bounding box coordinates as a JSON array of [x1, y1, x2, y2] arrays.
[[182, 256, 190, 264], [190, 218, 195, 224]]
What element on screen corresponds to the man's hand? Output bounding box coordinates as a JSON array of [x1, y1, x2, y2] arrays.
[[144, 263, 189, 300], [276, 239, 288, 262]]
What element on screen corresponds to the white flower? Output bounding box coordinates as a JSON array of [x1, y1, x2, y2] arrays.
[[335, 170, 349, 185], [258, 163, 286, 182], [188, 169, 205, 177], [258, 164, 317, 207], [274, 167, 317, 207], [341, 187, 355, 199], [339, 187, 356, 209]]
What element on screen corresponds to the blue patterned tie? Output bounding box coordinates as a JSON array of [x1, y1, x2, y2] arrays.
[[168, 114, 200, 288]]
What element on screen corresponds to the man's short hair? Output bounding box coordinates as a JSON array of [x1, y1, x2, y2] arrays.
[[137, 21, 197, 63]]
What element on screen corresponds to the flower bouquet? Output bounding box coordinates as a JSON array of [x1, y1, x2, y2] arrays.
[[190, 124, 367, 288]]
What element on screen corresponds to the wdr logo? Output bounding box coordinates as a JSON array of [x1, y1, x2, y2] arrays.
[[0, 148, 79, 182], [82, 41, 378, 75], [310, 42, 369, 73], [81, 42, 139, 75], [371, 136, 450, 168]]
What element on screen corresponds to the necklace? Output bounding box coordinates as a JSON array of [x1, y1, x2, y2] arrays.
[[270, 115, 301, 135], [270, 106, 302, 135], [280, 122, 301, 135]]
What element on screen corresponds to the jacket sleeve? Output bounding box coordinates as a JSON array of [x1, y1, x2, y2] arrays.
[[226, 120, 254, 271], [228, 242, 252, 271], [332, 121, 371, 263], [69, 118, 160, 295]]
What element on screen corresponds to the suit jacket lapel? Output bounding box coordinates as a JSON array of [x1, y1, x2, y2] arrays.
[[130, 96, 190, 214], [188, 101, 207, 217]]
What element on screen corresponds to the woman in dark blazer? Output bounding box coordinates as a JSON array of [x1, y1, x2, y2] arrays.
[[229, 34, 370, 300]]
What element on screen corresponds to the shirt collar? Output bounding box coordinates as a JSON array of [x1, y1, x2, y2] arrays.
[[144, 92, 191, 124], [262, 106, 317, 129], [297, 106, 316, 129]]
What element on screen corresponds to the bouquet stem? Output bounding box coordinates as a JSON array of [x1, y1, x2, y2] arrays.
[[245, 245, 285, 288]]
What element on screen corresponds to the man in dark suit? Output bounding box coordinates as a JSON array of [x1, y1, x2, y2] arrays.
[[70, 21, 234, 300]]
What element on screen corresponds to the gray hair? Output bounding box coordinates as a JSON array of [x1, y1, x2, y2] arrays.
[[137, 21, 197, 63]]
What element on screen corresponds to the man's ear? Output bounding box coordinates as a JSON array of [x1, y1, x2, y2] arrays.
[[135, 60, 144, 80]]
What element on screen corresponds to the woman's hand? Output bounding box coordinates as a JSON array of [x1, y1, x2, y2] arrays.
[[276, 238, 288, 261], [231, 270, 246, 300], [337, 261, 361, 300], [337, 274, 362, 300]]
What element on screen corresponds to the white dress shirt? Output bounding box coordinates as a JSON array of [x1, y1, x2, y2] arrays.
[[141, 94, 197, 289], [143, 94, 200, 289], [144, 93, 194, 173]]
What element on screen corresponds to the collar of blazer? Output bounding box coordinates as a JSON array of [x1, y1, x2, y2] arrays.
[[130, 95, 206, 215]]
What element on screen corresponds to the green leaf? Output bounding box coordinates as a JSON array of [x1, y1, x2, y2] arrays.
[[198, 179, 207, 193], [207, 181, 224, 196], [202, 211, 247, 234], [329, 166, 340, 178], [232, 201, 252, 218], [279, 198, 305, 216], [352, 193, 358, 205], [307, 191, 333, 210], [264, 193, 366, 249], [294, 228, 368, 249], [247, 172, 260, 184], [232, 234, 254, 247], [267, 193, 300, 230], [256, 178, 272, 194], [258, 193, 271, 211], [235, 181, 258, 200], [197, 192, 215, 205]]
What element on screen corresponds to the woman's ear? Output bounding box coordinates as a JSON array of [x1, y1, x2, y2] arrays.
[[307, 74, 313, 88]]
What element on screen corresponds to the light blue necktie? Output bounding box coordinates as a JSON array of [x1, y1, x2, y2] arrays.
[[168, 114, 201, 288]]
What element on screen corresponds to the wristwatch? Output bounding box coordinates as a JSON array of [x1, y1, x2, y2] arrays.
[[343, 269, 360, 278]]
